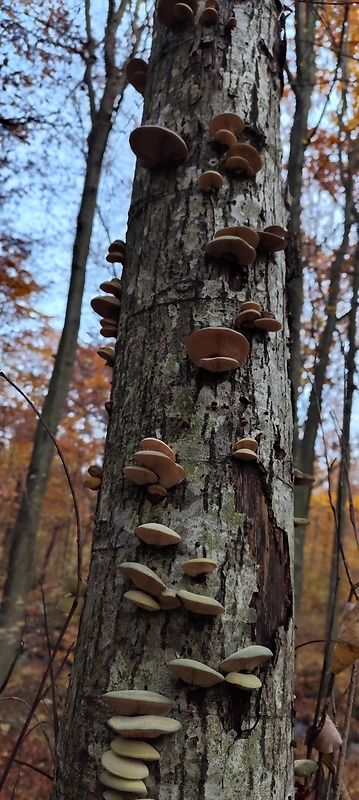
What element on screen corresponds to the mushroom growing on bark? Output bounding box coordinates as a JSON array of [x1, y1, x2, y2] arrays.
[[219, 645, 273, 672], [209, 113, 245, 147], [167, 657, 225, 687], [157, 0, 198, 26], [129, 126, 188, 169], [198, 171, 223, 193], [224, 144, 262, 177], [206, 226, 258, 267], [102, 690, 173, 716], [186, 327, 249, 373], [126, 58, 148, 95]]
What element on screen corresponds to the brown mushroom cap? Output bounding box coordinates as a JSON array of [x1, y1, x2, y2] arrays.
[[157, 0, 198, 25], [293, 468, 315, 485], [146, 484, 168, 499], [186, 328, 249, 371], [198, 171, 223, 193], [138, 438, 175, 461], [224, 144, 262, 175], [209, 113, 245, 141], [220, 645, 273, 672], [233, 448, 258, 461], [123, 590, 161, 612], [83, 476, 102, 490], [135, 523, 182, 547], [206, 235, 256, 266], [225, 16, 237, 29], [253, 317, 282, 332], [126, 58, 148, 94], [258, 226, 287, 252], [119, 562, 166, 596], [197, 356, 240, 372], [123, 466, 158, 486], [200, 6, 218, 23], [99, 278, 122, 299], [110, 738, 161, 761], [99, 770, 148, 796], [102, 690, 173, 717], [233, 437, 258, 451], [91, 295, 121, 318], [235, 309, 262, 326], [167, 658, 225, 687], [181, 558, 217, 576], [214, 226, 259, 250], [97, 346, 116, 366], [108, 239, 125, 253], [225, 673, 262, 690], [242, 300, 261, 312], [133, 450, 186, 489], [129, 126, 188, 169], [108, 715, 182, 739], [293, 517, 311, 527], [177, 589, 224, 615], [101, 750, 149, 780], [173, 2, 195, 22], [311, 715, 343, 754]]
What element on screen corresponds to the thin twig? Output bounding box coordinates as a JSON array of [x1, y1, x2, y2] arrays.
[[40, 582, 59, 741], [13, 759, 53, 781]]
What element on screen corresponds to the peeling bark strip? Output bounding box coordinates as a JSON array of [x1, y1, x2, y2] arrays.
[[52, 4, 294, 800]]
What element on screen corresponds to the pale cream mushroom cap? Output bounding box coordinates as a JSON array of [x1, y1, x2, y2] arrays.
[[108, 715, 182, 739], [181, 558, 217, 576], [129, 126, 188, 169], [186, 328, 249, 371], [135, 523, 181, 547], [59, 576, 87, 596], [110, 737, 161, 761], [220, 645, 273, 672], [138, 438, 175, 461], [102, 690, 173, 717], [225, 673, 262, 690], [99, 770, 148, 796], [293, 517, 311, 527], [56, 595, 84, 615], [119, 563, 166, 596], [294, 760, 318, 777], [91, 295, 121, 318], [177, 589, 224, 615], [101, 750, 149, 780], [157, 589, 181, 609], [133, 450, 186, 489], [123, 466, 158, 486], [123, 590, 160, 612], [167, 658, 225, 687], [206, 235, 256, 266]]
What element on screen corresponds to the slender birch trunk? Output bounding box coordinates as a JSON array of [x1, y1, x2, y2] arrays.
[[52, 3, 294, 798]]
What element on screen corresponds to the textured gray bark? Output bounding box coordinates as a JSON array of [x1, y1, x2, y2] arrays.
[[0, 0, 132, 688], [52, 3, 294, 799]]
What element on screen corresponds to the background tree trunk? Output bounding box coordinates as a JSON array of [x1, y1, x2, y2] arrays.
[[51, 4, 294, 799]]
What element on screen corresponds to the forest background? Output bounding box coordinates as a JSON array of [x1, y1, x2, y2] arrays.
[[0, 0, 358, 798]]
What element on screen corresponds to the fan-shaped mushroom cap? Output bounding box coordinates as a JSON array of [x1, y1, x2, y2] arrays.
[[101, 750, 149, 780], [123, 590, 160, 612], [119, 563, 166, 596], [157, 0, 198, 26], [83, 476, 102, 490], [220, 645, 273, 672], [133, 451, 186, 489], [233, 449, 258, 461], [310, 715, 343, 754], [123, 466, 158, 486], [97, 346, 116, 366], [91, 295, 121, 318], [157, 589, 181, 609], [173, 2, 195, 21], [99, 770, 148, 796], [293, 517, 311, 527], [99, 278, 122, 299], [233, 437, 258, 451], [214, 226, 259, 250], [126, 58, 148, 95], [167, 658, 225, 687], [146, 484, 168, 500], [108, 239, 125, 253], [258, 226, 287, 252], [138, 438, 175, 461], [110, 738, 161, 761], [294, 468, 315, 485], [294, 760, 318, 777], [198, 171, 223, 193], [242, 300, 261, 312], [206, 235, 256, 266], [253, 317, 282, 332], [235, 309, 262, 326], [88, 464, 103, 478], [186, 328, 249, 372], [56, 595, 84, 615], [181, 558, 217, 576], [129, 126, 188, 169], [209, 113, 245, 144], [103, 793, 151, 800], [108, 715, 182, 738], [59, 576, 87, 596], [177, 589, 224, 615], [225, 672, 262, 690], [200, 6, 218, 23], [225, 16, 237, 29], [135, 523, 182, 547], [224, 144, 262, 176], [102, 690, 173, 717]]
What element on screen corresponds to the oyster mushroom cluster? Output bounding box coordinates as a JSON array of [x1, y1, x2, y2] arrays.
[[99, 689, 181, 797], [167, 645, 273, 692], [123, 437, 186, 501], [199, 113, 263, 194], [235, 300, 282, 333], [232, 436, 259, 462]]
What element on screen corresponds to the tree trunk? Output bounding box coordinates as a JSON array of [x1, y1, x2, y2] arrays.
[[52, 4, 294, 799], [0, 0, 132, 687]]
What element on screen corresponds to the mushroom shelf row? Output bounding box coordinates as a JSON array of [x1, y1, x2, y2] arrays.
[[123, 437, 186, 499], [120, 561, 224, 615]]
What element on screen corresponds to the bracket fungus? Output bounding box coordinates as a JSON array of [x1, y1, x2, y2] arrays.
[[186, 327, 249, 373], [207, 226, 258, 267], [135, 522, 182, 547], [110, 738, 161, 761], [97, 346, 116, 367], [157, 588, 181, 609], [106, 240, 125, 264], [199, 3, 219, 25], [126, 58, 148, 95], [133, 450, 186, 489], [209, 113, 245, 148], [99, 277, 122, 298], [219, 645, 273, 672], [99, 319, 118, 338], [253, 311, 282, 333], [233, 437, 258, 462], [294, 760, 318, 778], [225, 672, 262, 691], [91, 294, 121, 319], [119, 562, 166, 596], [198, 171, 223, 193], [177, 589, 224, 615], [108, 714, 182, 739], [138, 438, 175, 460], [124, 590, 161, 612], [101, 750, 149, 780], [83, 475, 102, 490], [181, 558, 217, 576], [224, 144, 262, 177], [293, 468, 315, 486], [99, 771, 148, 796], [102, 690, 173, 717], [258, 225, 287, 253], [157, 0, 198, 26], [167, 657, 225, 687], [293, 517, 311, 527], [129, 126, 188, 169], [123, 466, 158, 486]]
